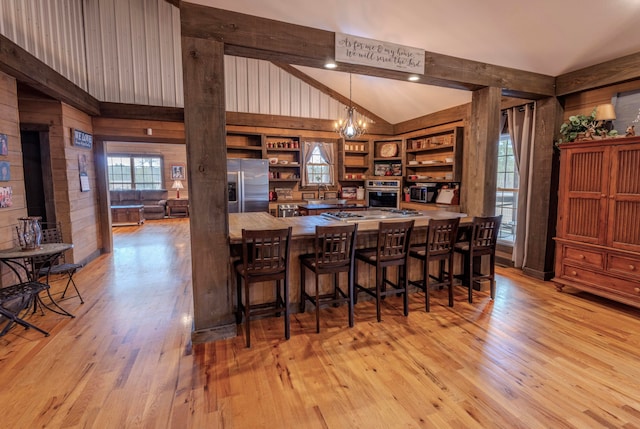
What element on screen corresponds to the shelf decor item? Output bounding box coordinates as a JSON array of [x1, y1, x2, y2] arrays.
[[16, 216, 42, 250], [334, 74, 366, 139], [558, 107, 618, 143], [379, 142, 398, 158]]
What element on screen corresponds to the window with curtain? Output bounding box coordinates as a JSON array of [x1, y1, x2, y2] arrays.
[[108, 155, 163, 190], [302, 142, 335, 186], [496, 134, 519, 242]]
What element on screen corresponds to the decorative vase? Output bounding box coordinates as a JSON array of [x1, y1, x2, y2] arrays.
[[16, 216, 42, 250]]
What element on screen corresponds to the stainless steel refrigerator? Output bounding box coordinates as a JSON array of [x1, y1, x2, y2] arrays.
[[227, 159, 269, 213]]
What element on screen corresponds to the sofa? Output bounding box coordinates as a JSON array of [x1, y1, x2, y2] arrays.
[[109, 189, 168, 220]]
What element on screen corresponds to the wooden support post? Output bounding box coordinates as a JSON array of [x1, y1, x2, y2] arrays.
[[464, 87, 501, 216], [181, 35, 236, 343], [522, 97, 562, 280]]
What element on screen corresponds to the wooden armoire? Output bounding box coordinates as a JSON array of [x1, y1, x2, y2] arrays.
[[553, 136, 640, 308]]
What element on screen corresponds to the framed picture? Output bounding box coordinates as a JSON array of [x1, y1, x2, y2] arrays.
[[171, 164, 185, 180], [0, 133, 7, 156], [0, 186, 12, 208], [0, 161, 9, 181]]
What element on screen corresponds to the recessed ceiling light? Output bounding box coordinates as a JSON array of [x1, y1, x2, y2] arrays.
[[408, 75, 420, 82], [324, 62, 337, 69]]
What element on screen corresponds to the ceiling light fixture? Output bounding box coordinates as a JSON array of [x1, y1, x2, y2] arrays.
[[408, 75, 420, 82], [334, 74, 366, 140], [324, 61, 337, 69]]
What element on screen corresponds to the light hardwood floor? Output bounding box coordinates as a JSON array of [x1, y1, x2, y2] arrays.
[[1, 218, 640, 428]]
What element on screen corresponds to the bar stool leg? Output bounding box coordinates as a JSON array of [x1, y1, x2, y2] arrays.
[[284, 277, 290, 340], [300, 264, 306, 313], [245, 277, 251, 348], [315, 273, 320, 333], [348, 269, 354, 328], [375, 267, 382, 322]]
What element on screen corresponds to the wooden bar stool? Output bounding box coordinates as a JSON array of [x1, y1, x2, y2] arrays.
[[454, 215, 502, 303], [235, 227, 292, 348], [354, 220, 414, 322], [299, 224, 358, 333], [408, 217, 460, 312]]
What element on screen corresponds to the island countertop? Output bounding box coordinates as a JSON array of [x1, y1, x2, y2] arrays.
[[229, 211, 470, 244]]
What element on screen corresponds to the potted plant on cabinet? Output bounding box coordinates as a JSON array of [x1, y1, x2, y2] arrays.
[[558, 107, 618, 144]]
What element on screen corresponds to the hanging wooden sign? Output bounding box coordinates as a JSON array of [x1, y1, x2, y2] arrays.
[[335, 32, 425, 74]]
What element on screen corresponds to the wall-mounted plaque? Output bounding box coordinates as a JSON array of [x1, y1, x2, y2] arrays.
[[73, 129, 93, 149]]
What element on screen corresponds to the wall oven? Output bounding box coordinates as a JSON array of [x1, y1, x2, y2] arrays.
[[365, 179, 401, 209]]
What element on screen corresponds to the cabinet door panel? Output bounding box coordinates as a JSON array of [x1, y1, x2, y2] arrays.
[[608, 143, 640, 252], [561, 147, 609, 244]]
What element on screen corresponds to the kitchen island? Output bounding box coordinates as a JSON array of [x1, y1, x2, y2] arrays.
[[229, 211, 471, 309]]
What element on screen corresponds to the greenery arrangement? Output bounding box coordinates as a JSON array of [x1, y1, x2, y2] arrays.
[[558, 108, 618, 144]]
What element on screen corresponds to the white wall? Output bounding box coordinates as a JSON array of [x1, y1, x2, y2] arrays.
[[1, 0, 362, 122], [0, 0, 88, 91]]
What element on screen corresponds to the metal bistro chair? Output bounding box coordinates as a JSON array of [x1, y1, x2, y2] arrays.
[[236, 227, 292, 348], [299, 224, 358, 333], [36, 222, 84, 303], [354, 220, 414, 322], [454, 215, 502, 303], [408, 217, 460, 312], [0, 281, 51, 337]]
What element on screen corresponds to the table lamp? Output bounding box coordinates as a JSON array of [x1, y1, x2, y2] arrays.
[[172, 180, 184, 199], [595, 103, 616, 132]]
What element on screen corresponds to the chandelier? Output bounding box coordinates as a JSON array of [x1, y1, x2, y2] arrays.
[[335, 74, 366, 139]]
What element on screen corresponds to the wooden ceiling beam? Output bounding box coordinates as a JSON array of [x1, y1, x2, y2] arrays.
[[0, 34, 100, 116], [99, 102, 184, 122], [556, 51, 640, 96], [181, 4, 556, 98]]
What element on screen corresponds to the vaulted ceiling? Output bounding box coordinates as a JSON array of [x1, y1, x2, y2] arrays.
[[190, 0, 640, 123]]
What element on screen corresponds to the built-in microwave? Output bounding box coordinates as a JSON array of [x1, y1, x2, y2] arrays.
[[409, 183, 438, 203]]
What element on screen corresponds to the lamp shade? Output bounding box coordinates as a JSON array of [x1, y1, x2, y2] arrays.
[[595, 103, 616, 121], [171, 180, 184, 199]]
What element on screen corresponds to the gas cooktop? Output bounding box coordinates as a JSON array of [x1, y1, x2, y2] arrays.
[[321, 211, 365, 220], [321, 209, 426, 222]]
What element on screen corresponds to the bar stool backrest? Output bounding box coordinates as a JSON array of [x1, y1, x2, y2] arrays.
[[376, 220, 414, 262], [313, 224, 358, 269], [241, 227, 292, 276], [425, 217, 460, 256], [470, 215, 502, 252]]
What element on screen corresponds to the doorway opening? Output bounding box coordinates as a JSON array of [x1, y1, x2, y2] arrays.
[[20, 127, 55, 224]]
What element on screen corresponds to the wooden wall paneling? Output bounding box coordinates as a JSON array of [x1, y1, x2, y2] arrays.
[[394, 104, 471, 135], [181, 34, 235, 342], [257, 60, 270, 114], [92, 117, 185, 142], [143, 0, 163, 106], [123, 0, 145, 105], [224, 56, 238, 112], [309, 86, 320, 118], [158, 1, 178, 106], [268, 62, 281, 115], [247, 58, 260, 113], [83, 0, 105, 100], [278, 66, 290, 117], [235, 57, 249, 112], [0, 71, 28, 279], [290, 74, 301, 116], [172, 9, 184, 107], [522, 96, 562, 280], [464, 87, 501, 216], [300, 81, 310, 117]]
